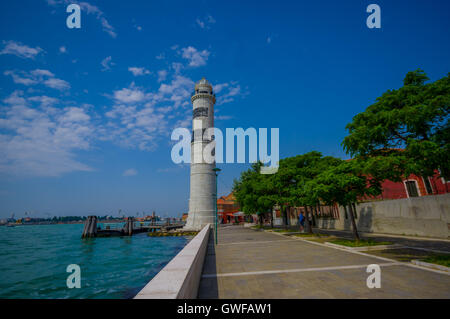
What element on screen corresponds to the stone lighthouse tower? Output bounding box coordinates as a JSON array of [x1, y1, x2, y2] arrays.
[[184, 78, 216, 230]]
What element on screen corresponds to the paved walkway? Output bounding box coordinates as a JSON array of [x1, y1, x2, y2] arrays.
[[197, 226, 450, 298]]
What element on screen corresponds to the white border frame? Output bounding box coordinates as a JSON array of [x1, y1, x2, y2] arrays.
[[422, 176, 434, 195], [403, 179, 421, 198]]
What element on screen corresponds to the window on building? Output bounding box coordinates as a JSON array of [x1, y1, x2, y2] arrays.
[[193, 107, 208, 119], [405, 181, 419, 197], [423, 177, 433, 195]]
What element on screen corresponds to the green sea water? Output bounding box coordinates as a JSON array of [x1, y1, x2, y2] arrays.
[[0, 223, 189, 299]]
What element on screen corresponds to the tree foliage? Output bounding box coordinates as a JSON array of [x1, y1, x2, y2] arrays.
[[342, 69, 450, 180], [232, 153, 381, 238], [233, 69, 448, 240]]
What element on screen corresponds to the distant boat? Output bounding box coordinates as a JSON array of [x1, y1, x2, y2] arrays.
[[6, 224, 15, 228]]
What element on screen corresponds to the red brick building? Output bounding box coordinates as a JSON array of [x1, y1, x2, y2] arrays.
[[377, 172, 448, 200], [274, 171, 449, 226], [217, 192, 243, 224]]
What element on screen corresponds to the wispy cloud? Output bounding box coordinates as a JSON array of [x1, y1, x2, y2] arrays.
[[0, 43, 246, 177], [157, 70, 168, 82], [123, 168, 137, 176], [46, 0, 117, 38], [112, 83, 149, 104], [214, 81, 246, 105], [0, 90, 94, 177], [102, 74, 194, 151], [196, 14, 216, 29], [0, 41, 43, 59], [101, 56, 114, 71], [266, 33, 277, 45], [181, 46, 210, 67], [4, 69, 70, 91], [128, 67, 150, 76]]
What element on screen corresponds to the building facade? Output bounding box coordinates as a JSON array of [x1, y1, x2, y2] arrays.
[[379, 172, 448, 199], [217, 192, 242, 224]]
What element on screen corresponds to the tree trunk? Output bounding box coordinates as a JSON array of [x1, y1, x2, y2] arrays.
[[304, 206, 313, 234], [259, 214, 263, 227], [270, 210, 274, 228], [348, 203, 360, 241], [284, 206, 289, 229]]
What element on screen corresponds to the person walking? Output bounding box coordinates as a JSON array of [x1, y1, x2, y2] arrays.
[[298, 211, 305, 232]]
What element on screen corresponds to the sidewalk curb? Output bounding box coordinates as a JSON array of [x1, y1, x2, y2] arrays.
[[411, 260, 450, 272], [318, 229, 450, 243], [324, 242, 404, 252]]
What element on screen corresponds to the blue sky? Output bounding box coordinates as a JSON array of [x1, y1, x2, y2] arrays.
[[0, 0, 449, 218]]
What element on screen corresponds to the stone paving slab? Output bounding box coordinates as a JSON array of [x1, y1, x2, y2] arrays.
[[198, 226, 450, 299]]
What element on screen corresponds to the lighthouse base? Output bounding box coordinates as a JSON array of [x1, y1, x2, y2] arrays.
[[183, 209, 216, 231]]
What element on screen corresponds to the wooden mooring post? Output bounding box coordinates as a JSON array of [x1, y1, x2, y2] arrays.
[[82, 216, 98, 238], [122, 217, 134, 236]]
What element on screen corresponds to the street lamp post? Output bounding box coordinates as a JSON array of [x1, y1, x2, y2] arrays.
[[212, 167, 221, 245]]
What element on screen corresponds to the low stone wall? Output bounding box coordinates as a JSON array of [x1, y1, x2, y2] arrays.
[[134, 224, 211, 299], [316, 194, 450, 239]]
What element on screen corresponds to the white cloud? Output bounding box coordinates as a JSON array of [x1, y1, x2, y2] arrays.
[[171, 62, 183, 74], [215, 82, 246, 105], [31, 69, 54, 77], [181, 46, 210, 67], [196, 19, 205, 29], [28, 96, 59, 107], [207, 15, 216, 24], [196, 14, 216, 29], [4, 70, 38, 86], [158, 75, 194, 108], [101, 56, 114, 71], [103, 102, 167, 151], [213, 83, 229, 94], [266, 33, 277, 44], [59, 46, 67, 54], [157, 70, 168, 82], [4, 69, 70, 91], [123, 168, 137, 176], [0, 41, 43, 59], [0, 91, 94, 177], [44, 78, 71, 90], [128, 67, 150, 76], [102, 73, 195, 151], [215, 115, 233, 120], [46, 0, 116, 38], [112, 83, 148, 104]]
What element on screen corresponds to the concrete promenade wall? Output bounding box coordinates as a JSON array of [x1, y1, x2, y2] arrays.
[[134, 224, 211, 299], [316, 194, 450, 239]]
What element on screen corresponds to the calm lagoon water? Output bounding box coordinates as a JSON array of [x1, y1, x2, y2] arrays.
[[0, 223, 189, 299]]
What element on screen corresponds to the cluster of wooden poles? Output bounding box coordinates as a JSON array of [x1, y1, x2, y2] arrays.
[[81, 216, 135, 238]]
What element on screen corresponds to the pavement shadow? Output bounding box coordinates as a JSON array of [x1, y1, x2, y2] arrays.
[[197, 230, 219, 298]]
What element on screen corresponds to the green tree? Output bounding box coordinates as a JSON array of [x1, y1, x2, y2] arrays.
[[233, 162, 275, 226], [305, 159, 382, 240], [343, 69, 450, 182]]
